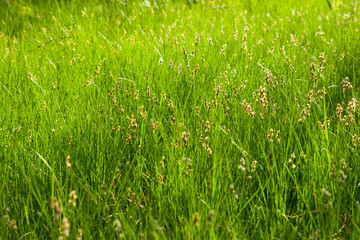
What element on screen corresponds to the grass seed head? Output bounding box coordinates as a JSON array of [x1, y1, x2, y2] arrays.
[[50, 197, 62, 222], [181, 130, 190, 147], [347, 98, 358, 113], [208, 210, 214, 224], [113, 219, 121, 232], [251, 161, 258, 173], [66, 156, 71, 170], [77, 229, 83, 240], [67, 136, 72, 147], [193, 212, 199, 229], [267, 129, 274, 142], [276, 130, 280, 144], [4, 215, 17, 230], [341, 77, 353, 93], [321, 188, 331, 197], [61, 218, 70, 239], [68, 190, 78, 207]]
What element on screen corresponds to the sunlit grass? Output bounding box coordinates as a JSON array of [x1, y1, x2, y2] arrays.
[[1, 0, 360, 239]]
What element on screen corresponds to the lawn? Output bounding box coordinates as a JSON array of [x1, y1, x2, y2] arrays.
[[0, 0, 360, 239]]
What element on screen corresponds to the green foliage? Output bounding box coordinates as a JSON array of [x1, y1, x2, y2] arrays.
[[0, 0, 360, 239]]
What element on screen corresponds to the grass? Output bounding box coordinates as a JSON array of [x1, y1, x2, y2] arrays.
[[0, 0, 360, 239]]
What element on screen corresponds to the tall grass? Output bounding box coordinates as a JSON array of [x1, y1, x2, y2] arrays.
[[0, 0, 360, 239]]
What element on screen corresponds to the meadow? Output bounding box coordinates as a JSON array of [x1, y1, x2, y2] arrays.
[[0, 0, 360, 239]]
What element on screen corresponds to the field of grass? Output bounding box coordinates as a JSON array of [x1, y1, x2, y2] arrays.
[[1, 0, 360, 239]]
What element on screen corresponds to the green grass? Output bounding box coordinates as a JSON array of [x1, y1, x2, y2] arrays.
[[1, 0, 360, 239]]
